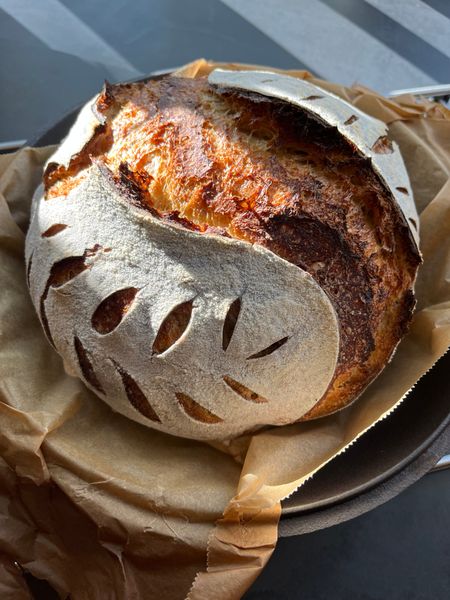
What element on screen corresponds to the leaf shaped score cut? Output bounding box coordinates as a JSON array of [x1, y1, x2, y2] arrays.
[[223, 376, 268, 404], [152, 300, 194, 355], [41, 223, 68, 237], [118, 367, 161, 423], [222, 298, 241, 351], [247, 336, 289, 360], [92, 287, 139, 335], [74, 336, 104, 393], [175, 392, 223, 424], [40, 246, 101, 346]]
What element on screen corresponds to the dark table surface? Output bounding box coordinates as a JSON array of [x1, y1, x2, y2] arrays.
[[1, 1, 450, 598]]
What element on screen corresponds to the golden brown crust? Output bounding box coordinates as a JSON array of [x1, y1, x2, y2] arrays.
[[45, 75, 420, 419]]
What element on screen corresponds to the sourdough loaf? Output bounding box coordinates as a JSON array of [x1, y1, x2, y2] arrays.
[[25, 66, 420, 440]]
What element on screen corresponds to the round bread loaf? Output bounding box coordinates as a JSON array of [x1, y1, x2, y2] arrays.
[[25, 66, 421, 440]]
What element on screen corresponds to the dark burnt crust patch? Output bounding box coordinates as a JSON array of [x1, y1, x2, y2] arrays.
[[162, 211, 230, 236], [163, 211, 203, 232], [396, 288, 416, 337], [114, 161, 159, 213]]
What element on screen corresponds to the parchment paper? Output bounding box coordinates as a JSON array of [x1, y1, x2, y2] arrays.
[[1, 60, 449, 599]]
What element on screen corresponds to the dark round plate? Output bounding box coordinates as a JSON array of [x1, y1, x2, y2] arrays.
[[29, 71, 450, 526]]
